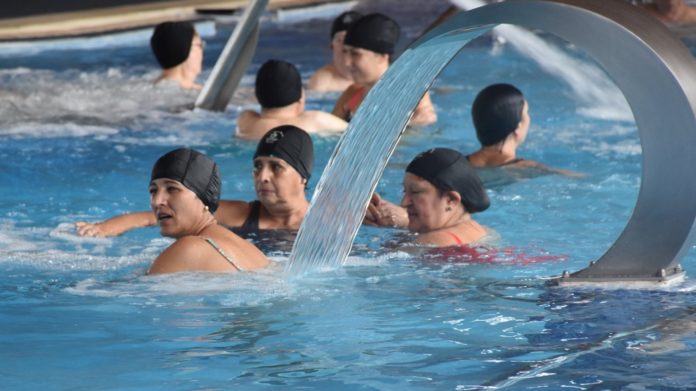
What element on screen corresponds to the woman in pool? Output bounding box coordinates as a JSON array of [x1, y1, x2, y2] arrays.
[[332, 13, 437, 126], [366, 148, 490, 247], [308, 10, 362, 92], [466, 83, 581, 177], [76, 125, 313, 239], [146, 148, 268, 274], [150, 21, 204, 90]]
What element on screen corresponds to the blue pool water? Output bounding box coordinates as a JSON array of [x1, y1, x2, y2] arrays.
[[2, 0, 696, 389]]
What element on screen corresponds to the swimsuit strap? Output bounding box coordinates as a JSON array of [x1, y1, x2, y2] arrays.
[[447, 231, 464, 245], [203, 237, 245, 271], [344, 86, 367, 121], [240, 200, 261, 232], [498, 158, 524, 167]]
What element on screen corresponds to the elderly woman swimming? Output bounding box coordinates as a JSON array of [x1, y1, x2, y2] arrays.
[[146, 148, 268, 274], [367, 148, 490, 247]]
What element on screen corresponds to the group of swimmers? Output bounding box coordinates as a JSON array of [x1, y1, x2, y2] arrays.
[[148, 10, 436, 140], [76, 8, 584, 274]]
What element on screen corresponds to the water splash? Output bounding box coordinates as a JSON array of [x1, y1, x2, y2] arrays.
[[451, 0, 633, 121]]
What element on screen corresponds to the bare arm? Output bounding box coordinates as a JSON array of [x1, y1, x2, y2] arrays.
[[234, 110, 261, 139], [301, 111, 348, 134], [75, 211, 156, 237], [409, 92, 437, 126], [513, 159, 586, 178]]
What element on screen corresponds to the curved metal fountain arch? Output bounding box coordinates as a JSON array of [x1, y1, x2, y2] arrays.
[[287, 0, 696, 283]]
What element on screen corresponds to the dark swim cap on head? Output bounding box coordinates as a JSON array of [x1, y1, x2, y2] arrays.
[[151, 148, 221, 213], [255, 59, 303, 109], [150, 21, 195, 69], [406, 148, 490, 213], [471, 83, 526, 146], [254, 125, 314, 180], [331, 11, 362, 37], [344, 13, 400, 54]]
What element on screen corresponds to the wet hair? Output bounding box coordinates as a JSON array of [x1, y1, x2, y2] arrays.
[[331, 11, 362, 38], [254, 125, 314, 180], [255, 59, 303, 109], [150, 21, 195, 69], [344, 13, 400, 54], [406, 148, 490, 213], [151, 148, 220, 213], [471, 83, 526, 147]]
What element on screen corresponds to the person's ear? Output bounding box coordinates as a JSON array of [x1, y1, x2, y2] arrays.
[[445, 190, 461, 209]]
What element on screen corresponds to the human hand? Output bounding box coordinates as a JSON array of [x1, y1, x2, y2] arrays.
[[364, 193, 384, 226], [364, 193, 407, 228], [75, 222, 107, 237]]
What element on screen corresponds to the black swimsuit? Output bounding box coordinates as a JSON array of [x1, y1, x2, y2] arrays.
[[228, 201, 297, 253], [241, 201, 261, 232], [464, 155, 524, 167], [230, 201, 261, 238]]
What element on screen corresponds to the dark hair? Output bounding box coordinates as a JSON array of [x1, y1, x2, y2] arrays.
[[344, 13, 400, 54], [151, 148, 220, 213], [150, 21, 195, 69], [471, 83, 525, 146], [406, 148, 489, 213], [254, 125, 314, 180], [255, 59, 303, 109]]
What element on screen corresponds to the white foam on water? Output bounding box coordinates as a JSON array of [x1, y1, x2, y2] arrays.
[[0, 67, 234, 143], [63, 260, 327, 308], [0, 122, 120, 138], [0, 220, 162, 271], [0, 68, 198, 127]]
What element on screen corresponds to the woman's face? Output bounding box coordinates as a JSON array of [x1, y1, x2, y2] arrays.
[[253, 156, 306, 208], [149, 178, 206, 238], [342, 45, 389, 85], [400, 173, 451, 233]]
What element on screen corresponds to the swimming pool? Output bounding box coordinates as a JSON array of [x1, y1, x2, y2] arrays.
[[2, 0, 696, 389]]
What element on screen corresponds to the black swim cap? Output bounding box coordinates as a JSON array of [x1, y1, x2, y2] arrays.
[[406, 148, 490, 213], [150, 21, 195, 69], [151, 148, 221, 213], [344, 13, 400, 54], [471, 83, 526, 146], [254, 125, 314, 180], [331, 11, 362, 38], [255, 59, 302, 109]]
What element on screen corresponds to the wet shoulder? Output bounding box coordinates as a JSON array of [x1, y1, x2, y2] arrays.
[[216, 200, 253, 227]]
